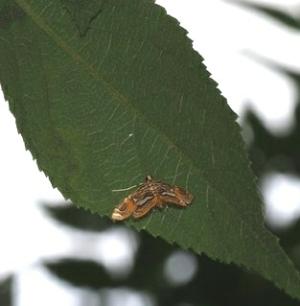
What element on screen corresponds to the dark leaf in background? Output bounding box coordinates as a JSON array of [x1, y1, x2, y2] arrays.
[[244, 57, 300, 177], [129, 231, 173, 292], [42, 202, 113, 232], [0, 276, 13, 306], [44, 230, 300, 306], [44, 232, 174, 292], [245, 105, 300, 176], [229, 0, 300, 30], [158, 254, 300, 306], [45, 258, 116, 289]]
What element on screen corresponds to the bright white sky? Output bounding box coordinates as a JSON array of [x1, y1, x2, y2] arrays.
[[1, 1, 300, 305]]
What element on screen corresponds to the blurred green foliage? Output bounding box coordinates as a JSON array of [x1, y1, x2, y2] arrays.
[[43, 203, 300, 306], [246, 68, 300, 177], [230, 0, 300, 30], [0, 276, 13, 306]]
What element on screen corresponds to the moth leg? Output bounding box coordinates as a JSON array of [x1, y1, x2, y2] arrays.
[[132, 197, 160, 219], [111, 197, 137, 221]]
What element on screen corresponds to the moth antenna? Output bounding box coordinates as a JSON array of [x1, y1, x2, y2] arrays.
[[112, 184, 138, 192]]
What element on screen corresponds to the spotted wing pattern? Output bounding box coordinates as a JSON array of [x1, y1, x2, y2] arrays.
[[111, 176, 193, 221]]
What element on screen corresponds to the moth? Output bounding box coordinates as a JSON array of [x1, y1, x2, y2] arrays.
[[111, 175, 193, 221]]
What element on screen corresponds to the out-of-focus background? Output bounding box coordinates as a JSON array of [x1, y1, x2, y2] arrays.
[[1, 0, 300, 305]]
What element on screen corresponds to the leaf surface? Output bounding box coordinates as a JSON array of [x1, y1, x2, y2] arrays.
[[1, 0, 300, 299]]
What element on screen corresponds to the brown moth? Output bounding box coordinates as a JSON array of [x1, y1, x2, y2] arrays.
[[111, 175, 193, 221]]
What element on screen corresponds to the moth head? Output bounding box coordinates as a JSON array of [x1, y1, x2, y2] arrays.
[[145, 175, 153, 182]]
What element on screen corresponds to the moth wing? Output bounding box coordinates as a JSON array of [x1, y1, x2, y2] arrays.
[[111, 197, 137, 221], [160, 187, 192, 207], [132, 196, 161, 219]]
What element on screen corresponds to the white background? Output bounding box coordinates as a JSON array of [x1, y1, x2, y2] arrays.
[[1, 0, 300, 305]]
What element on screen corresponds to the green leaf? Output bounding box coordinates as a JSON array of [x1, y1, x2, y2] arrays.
[[1, 0, 300, 299]]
